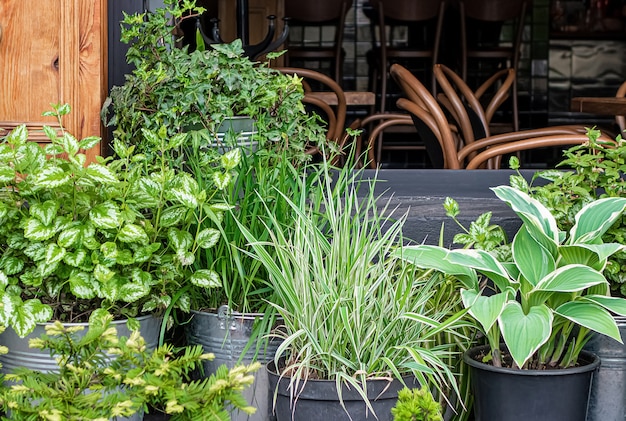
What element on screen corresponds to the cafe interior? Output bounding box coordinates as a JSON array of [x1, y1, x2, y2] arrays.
[[111, 0, 626, 169]]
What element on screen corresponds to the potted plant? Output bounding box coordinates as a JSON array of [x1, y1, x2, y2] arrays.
[[104, 0, 328, 164], [239, 162, 473, 421], [0, 104, 232, 370], [508, 128, 626, 420], [0, 308, 260, 420], [396, 184, 626, 421]]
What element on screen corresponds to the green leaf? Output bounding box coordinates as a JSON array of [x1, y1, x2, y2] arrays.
[[64, 250, 87, 267], [94, 264, 115, 283], [85, 164, 119, 184], [197, 228, 220, 249], [512, 226, 555, 287], [2, 257, 24, 276], [159, 206, 186, 227], [32, 166, 71, 188], [69, 272, 98, 299], [220, 148, 241, 170], [570, 197, 626, 244], [213, 172, 232, 190], [535, 264, 607, 293], [90, 202, 121, 229], [119, 282, 150, 303], [22, 218, 56, 241], [30, 200, 59, 226], [461, 289, 508, 333], [62, 131, 80, 156], [583, 295, 626, 317], [0, 164, 16, 183], [78, 136, 101, 150], [118, 224, 149, 244], [0, 293, 21, 326], [57, 226, 82, 248], [134, 243, 161, 262], [499, 302, 552, 368], [13, 299, 54, 338], [556, 301, 622, 343], [394, 245, 477, 289], [168, 228, 193, 252], [170, 184, 198, 208], [190, 270, 221, 288], [0, 272, 8, 289], [446, 249, 513, 292], [45, 243, 66, 265]]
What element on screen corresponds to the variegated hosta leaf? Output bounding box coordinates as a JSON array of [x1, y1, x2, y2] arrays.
[[118, 223, 149, 244], [168, 228, 193, 252], [22, 218, 56, 241], [69, 272, 97, 299], [461, 289, 508, 333], [190, 269, 221, 288], [13, 299, 54, 338], [197, 228, 220, 249], [90, 202, 122, 229], [499, 302, 553, 369]]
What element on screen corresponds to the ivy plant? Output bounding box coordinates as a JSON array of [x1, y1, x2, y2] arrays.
[[104, 0, 329, 166], [0, 104, 237, 337]]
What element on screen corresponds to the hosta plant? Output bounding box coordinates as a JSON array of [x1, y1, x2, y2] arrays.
[[0, 104, 235, 337], [396, 185, 626, 370], [0, 309, 260, 420]]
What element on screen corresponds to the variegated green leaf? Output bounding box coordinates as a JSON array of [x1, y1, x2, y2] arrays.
[[0, 272, 8, 289], [13, 299, 53, 338], [512, 226, 555, 287], [556, 300, 622, 343], [119, 282, 150, 303], [45, 243, 66, 265], [94, 264, 115, 283], [535, 264, 607, 293], [85, 164, 119, 184], [0, 164, 15, 183], [168, 228, 193, 251], [134, 243, 161, 263], [100, 242, 118, 259], [57, 226, 82, 248], [2, 257, 24, 276], [197, 228, 220, 249], [221, 148, 241, 170], [159, 206, 186, 227], [170, 186, 198, 208], [213, 172, 232, 190], [6, 124, 28, 144], [500, 302, 552, 368], [64, 250, 87, 267], [461, 289, 508, 333], [90, 202, 121, 229], [33, 166, 71, 188], [69, 272, 97, 299], [78, 136, 101, 150], [190, 270, 221, 288], [30, 200, 59, 226], [118, 224, 149, 244], [62, 132, 80, 156], [570, 197, 626, 244], [22, 218, 55, 241], [177, 250, 195, 266]]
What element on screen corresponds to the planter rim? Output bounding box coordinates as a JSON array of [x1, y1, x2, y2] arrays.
[[463, 344, 600, 377], [191, 306, 273, 321], [35, 313, 158, 328]]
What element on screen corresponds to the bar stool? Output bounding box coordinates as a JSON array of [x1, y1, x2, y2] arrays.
[[283, 0, 353, 85], [460, 0, 528, 132], [366, 0, 446, 113]]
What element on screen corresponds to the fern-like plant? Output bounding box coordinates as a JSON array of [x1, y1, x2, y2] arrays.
[[391, 387, 444, 421]]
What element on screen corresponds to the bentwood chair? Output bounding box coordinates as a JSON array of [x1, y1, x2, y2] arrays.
[[386, 64, 603, 169], [276, 67, 349, 161], [460, 0, 528, 132], [366, 0, 446, 113], [284, 0, 353, 85], [616, 80, 626, 134]]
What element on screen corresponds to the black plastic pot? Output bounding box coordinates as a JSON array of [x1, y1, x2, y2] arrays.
[[464, 345, 600, 421], [266, 361, 418, 421]]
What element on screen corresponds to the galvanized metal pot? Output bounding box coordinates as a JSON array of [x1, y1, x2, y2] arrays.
[[185, 306, 282, 421], [585, 316, 626, 421]]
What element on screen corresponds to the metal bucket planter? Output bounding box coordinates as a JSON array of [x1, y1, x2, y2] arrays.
[[464, 344, 600, 421], [266, 360, 419, 421], [0, 314, 162, 421], [584, 316, 626, 421], [186, 306, 282, 421]]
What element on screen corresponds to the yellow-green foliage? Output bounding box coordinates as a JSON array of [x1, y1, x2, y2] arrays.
[[391, 387, 444, 421]]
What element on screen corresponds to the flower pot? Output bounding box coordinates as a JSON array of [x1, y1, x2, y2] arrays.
[[464, 344, 600, 421], [584, 315, 626, 421], [266, 360, 419, 421], [185, 306, 281, 421]]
